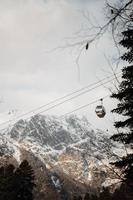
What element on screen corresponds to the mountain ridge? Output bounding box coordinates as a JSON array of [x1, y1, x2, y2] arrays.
[[0, 114, 124, 193]]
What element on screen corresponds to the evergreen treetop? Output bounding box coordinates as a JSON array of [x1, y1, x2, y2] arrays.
[[111, 28, 133, 186]]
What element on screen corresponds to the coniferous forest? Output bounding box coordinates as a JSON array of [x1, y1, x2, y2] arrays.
[[0, 160, 35, 200]]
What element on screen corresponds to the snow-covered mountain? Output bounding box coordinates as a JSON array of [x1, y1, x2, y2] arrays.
[[0, 114, 124, 191]]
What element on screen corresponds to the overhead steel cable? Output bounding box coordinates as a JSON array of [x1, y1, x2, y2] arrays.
[[0, 74, 121, 128], [9, 71, 120, 118], [0, 94, 109, 134], [25, 75, 121, 116]]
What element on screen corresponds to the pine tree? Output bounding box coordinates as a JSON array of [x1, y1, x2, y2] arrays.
[[84, 193, 90, 200], [15, 160, 35, 200], [99, 187, 111, 200], [0, 164, 15, 200], [0, 160, 35, 200], [111, 29, 133, 186]]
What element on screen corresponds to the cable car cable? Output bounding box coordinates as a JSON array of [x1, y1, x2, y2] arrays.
[[0, 75, 121, 127], [6, 71, 121, 121], [17, 76, 120, 119], [28, 76, 120, 116], [0, 94, 110, 133]]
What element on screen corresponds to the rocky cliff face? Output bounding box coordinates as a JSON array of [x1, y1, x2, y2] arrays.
[[0, 114, 124, 197]]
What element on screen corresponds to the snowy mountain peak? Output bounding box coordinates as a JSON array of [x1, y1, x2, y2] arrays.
[[0, 114, 124, 187]]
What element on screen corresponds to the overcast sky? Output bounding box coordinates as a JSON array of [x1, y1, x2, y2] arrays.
[[0, 0, 121, 132]]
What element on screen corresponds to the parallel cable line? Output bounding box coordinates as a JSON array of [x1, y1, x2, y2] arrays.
[[0, 72, 120, 134], [0, 95, 109, 133], [29, 76, 120, 116], [0, 74, 121, 128], [1, 72, 121, 124]]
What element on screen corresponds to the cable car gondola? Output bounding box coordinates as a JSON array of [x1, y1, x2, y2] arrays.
[[95, 99, 106, 118]]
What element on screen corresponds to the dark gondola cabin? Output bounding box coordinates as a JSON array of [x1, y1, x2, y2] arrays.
[[95, 99, 106, 118]]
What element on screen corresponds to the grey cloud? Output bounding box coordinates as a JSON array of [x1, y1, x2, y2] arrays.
[[0, 0, 117, 132]]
